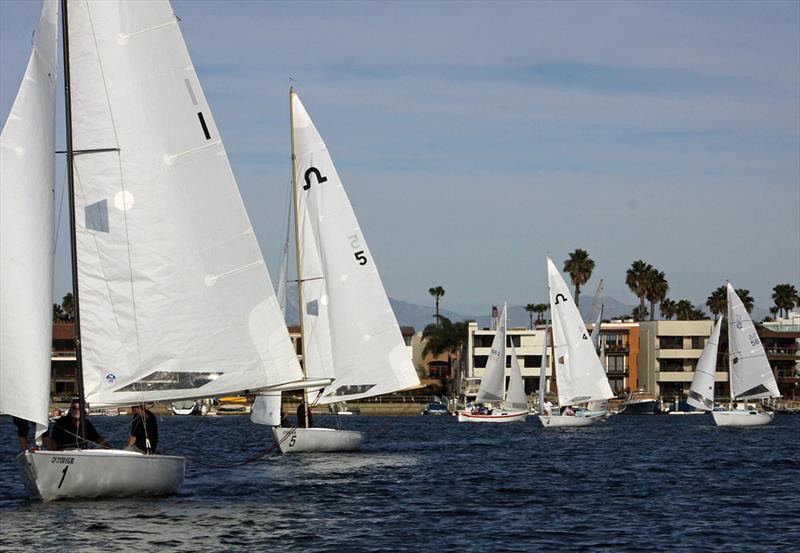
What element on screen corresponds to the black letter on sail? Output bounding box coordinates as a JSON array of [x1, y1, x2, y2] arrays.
[[554, 293, 567, 305], [304, 167, 327, 190]]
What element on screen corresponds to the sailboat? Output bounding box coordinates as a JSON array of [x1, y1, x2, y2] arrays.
[[457, 303, 529, 423], [710, 284, 779, 426], [259, 90, 420, 453], [538, 258, 613, 428], [1, 0, 308, 501]]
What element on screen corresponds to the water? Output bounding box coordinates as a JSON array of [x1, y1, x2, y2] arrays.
[[1, 414, 798, 551]]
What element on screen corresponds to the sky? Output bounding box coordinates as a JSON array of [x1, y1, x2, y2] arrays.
[[1, 0, 798, 316]]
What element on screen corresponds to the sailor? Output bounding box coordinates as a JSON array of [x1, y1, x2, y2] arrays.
[[280, 408, 291, 428], [297, 400, 313, 427], [12, 417, 32, 452], [543, 400, 553, 416], [562, 405, 575, 416], [48, 398, 109, 450], [127, 404, 158, 454]]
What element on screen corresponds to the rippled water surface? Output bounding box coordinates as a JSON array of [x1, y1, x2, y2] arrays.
[[1, 414, 798, 551]]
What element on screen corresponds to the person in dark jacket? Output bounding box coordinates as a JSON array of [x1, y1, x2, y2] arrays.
[[48, 398, 109, 450], [297, 401, 313, 428], [127, 405, 158, 454]]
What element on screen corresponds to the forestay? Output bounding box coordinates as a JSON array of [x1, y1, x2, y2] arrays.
[[0, 0, 58, 436], [476, 304, 507, 404], [547, 258, 613, 406], [67, 0, 302, 406], [291, 92, 419, 403], [687, 317, 722, 410], [726, 283, 779, 400]]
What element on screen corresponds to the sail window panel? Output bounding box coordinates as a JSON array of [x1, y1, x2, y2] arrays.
[[84, 199, 109, 232], [115, 371, 222, 392]]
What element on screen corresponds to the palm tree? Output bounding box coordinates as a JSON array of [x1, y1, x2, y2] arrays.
[[631, 305, 649, 321], [660, 298, 677, 320], [772, 283, 800, 318], [706, 286, 726, 316], [644, 269, 668, 321], [535, 303, 549, 325], [61, 292, 74, 321], [734, 288, 754, 314], [563, 249, 594, 308], [428, 286, 445, 322], [706, 286, 754, 315], [675, 299, 694, 320], [524, 304, 536, 330], [625, 260, 653, 315], [422, 315, 469, 382]]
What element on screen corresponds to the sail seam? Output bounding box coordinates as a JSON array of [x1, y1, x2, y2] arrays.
[[120, 19, 177, 41], [205, 260, 265, 284]]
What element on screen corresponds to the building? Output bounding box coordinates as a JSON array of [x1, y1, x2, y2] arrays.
[[51, 322, 77, 400], [638, 320, 717, 399], [462, 321, 639, 401]]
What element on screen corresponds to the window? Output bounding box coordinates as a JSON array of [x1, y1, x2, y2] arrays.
[[659, 358, 684, 372], [691, 336, 706, 349], [473, 355, 488, 368], [509, 335, 521, 347], [606, 355, 625, 373], [659, 336, 684, 349]]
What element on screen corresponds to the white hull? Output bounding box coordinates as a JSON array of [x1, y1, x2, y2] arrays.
[[16, 449, 185, 501], [272, 427, 364, 453], [712, 410, 774, 427], [457, 410, 528, 423], [538, 414, 597, 428]]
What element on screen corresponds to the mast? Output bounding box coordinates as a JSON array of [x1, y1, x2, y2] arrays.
[[61, 0, 87, 440], [289, 88, 310, 428], [503, 303, 508, 401]]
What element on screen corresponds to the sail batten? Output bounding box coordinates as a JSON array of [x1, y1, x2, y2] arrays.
[[0, 0, 59, 437], [66, 0, 301, 405]]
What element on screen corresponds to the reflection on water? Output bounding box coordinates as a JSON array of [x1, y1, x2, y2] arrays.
[[1, 414, 799, 551]]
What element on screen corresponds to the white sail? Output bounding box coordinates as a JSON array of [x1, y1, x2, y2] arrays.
[[687, 317, 722, 411], [275, 180, 292, 319], [66, 0, 302, 406], [547, 258, 613, 406], [0, 0, 59, 436], [476, 304, 507, 404], [291, 92, 419, 403], [250, 391, 283, 426], [726, 283, 779, 400], [504, 345, 528, 411]]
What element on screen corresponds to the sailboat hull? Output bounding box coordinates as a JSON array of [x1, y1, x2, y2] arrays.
[[538, 414, 597, 428], [16, 449, 185, 501], [457, 410, 528, 423], [272, 427, 364, 453], [712, 410, 774, 427]]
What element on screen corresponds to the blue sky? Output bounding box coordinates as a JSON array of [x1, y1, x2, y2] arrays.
[[2, 0, 798, 315]]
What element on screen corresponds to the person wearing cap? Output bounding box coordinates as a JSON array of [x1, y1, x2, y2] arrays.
[[48, 398, 110, 450]]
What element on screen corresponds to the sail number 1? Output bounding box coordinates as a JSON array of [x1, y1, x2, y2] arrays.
[[348, 235, 368, 266]]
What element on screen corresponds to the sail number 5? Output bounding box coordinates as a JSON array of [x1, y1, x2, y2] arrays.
[[348, 234, 368, 266]]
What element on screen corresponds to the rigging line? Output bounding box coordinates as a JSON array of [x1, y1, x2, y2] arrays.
[[53, 161, 68, 257]]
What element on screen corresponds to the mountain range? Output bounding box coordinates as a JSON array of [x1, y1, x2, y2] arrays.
[[281, 287, 768, 331]]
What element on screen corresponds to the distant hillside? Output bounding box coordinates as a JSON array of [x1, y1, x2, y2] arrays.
[[282, 286, 769, 331]]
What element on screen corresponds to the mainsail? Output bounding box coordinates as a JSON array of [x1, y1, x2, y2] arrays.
[[726, 283, 779, 400], [687, 317, 722, 411], [476, 304, 508, 404], [547, 258, 613, 406], [0, 0, 59, 436], [66, 0, 302, 405], [290, 92, 419, 403]]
